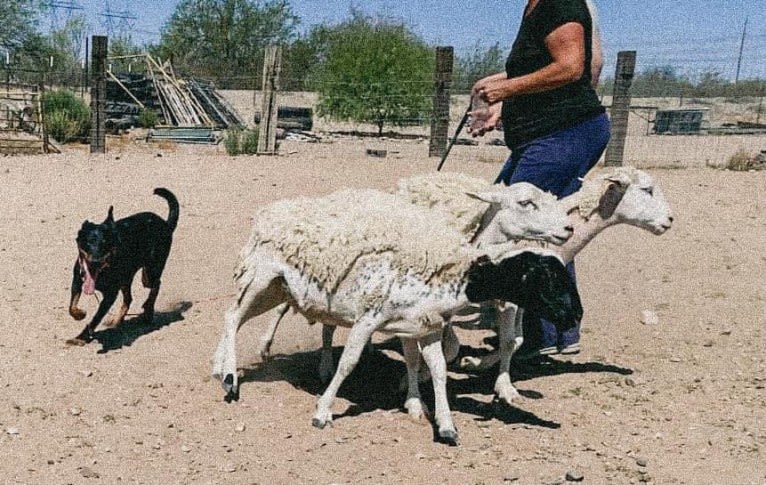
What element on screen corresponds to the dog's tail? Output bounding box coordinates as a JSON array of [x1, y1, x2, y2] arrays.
[[153, 188, 179, 232]]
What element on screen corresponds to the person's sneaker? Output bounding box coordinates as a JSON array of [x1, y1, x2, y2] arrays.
[[558, 342, 581, 355], [514, 345, 558, 361]]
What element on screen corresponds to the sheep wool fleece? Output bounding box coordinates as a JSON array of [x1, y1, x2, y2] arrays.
[[235, 189, 471, 293]]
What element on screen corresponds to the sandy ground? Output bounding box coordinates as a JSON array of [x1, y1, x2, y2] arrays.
[[1, 127, 765, 485]]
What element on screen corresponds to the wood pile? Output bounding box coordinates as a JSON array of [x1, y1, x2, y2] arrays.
[[106, 54, 244, 131]]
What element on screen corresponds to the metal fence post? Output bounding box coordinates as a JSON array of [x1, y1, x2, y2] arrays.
[[604, 50, 636, 167], [429, 46, 453, 158]]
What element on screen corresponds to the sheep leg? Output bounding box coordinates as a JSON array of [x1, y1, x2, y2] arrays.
[[494, 306, 523, 404], [318, 324, 336, 384], [257, 303, 290, 361], [319, 323, 375, 383], [414, 323, 458, 385], [313, 317, 379, 429], [401, 337, 427, 420], [442, 324, 460, 363], [420, 331, 458, 445], [212, 277, 287, 402]]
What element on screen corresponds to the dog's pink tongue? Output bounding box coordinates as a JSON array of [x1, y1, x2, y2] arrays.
[[82, 261, 96, 295]]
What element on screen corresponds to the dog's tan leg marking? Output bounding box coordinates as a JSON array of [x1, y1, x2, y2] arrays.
[[105, 285, 132, 327], [69, 292, 87, 320]]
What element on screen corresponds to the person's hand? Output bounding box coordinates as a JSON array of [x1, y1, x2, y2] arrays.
[[467, 101, 501, 137]]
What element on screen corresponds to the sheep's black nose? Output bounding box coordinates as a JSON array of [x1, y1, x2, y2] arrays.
[[668, 216, 674, 223]]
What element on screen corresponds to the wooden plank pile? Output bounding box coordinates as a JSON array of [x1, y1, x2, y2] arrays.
[[106, 54, 244, 131]]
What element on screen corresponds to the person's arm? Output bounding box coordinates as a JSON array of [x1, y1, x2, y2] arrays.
[[475, 22, 586, 105], [586, 0, 603, 86]]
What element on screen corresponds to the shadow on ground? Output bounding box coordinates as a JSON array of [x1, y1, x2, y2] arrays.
[[236, 335, 633, 434], [93, 301, 193, 353]]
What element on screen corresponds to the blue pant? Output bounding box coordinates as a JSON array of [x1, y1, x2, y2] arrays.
[[496, 113, 610, 350]]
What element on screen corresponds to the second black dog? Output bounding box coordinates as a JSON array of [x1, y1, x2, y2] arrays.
[[67, 188, 179, 346]]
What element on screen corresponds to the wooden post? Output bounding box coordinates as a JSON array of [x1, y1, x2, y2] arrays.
[[90, 35, 107, 154], [257, 45, 281, 155], [429, 46, 454, 158], [604, 50, 636, 167]]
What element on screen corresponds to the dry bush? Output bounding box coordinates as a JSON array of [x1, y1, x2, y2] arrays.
[[719, 148, 766, 171]]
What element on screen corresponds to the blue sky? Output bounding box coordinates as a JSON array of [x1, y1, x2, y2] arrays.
[[42, 1, 766, 80]]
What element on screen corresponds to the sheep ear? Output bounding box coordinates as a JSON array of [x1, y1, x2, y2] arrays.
[[465, 191, 502, 205], [597, 179, 628, 219]]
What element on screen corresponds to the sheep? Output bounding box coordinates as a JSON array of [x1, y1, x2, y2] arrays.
[[211, 188, 582, 444], [454, 166, 674, 404], [255, 175, 573, 382], [258, 168, 673, 404]]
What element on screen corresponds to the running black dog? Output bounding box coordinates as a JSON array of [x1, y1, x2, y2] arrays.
[[67, 188, 179, 346]]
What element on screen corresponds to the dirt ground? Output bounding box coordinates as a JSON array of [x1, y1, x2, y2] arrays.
[[1, 128, 765, 485]]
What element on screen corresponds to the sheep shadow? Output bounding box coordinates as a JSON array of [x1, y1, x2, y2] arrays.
[[239, 343, 407, 415], [93, 301, 192, 353], [237, 337, 570, 432]]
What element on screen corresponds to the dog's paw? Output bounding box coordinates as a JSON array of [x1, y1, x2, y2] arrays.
[[103, 315, 123, 328], [65, 337, 88, 347], [69, 308, 87, 321]]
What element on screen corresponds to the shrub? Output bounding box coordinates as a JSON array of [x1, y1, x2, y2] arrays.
[[224, 128, 260, 155], [724, 149, 766, 171], [138, 108, 159, 128], [42, 90, 90, 143]]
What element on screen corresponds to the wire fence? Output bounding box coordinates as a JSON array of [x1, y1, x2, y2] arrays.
[[3, 54, 766, 133]]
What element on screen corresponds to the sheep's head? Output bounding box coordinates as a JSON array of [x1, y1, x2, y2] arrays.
[[465, 250, 582, 331], [566, 167, 674, 235], [467, 182, 573, 245], [606, 168, 674, 235]]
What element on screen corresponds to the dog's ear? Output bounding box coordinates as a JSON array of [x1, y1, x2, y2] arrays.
[[105, 206, 115, 225]]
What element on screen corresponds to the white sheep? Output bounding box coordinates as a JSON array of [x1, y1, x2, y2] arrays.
[[258, 168, 673, 406], [454, 167, 674, 404], [211, 188, 581, 444], [256, 175, 573, 382]]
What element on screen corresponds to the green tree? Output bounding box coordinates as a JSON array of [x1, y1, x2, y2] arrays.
[[46, 16, 88, 87], [0, 0, 41, 52], [454, 41, 506, 93], [156, 0, 299, 86], [109, 35, 147, 74], [312, 12, 434, 136]]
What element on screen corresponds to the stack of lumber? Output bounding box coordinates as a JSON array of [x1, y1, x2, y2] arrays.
[[106, 54, 243, 131]]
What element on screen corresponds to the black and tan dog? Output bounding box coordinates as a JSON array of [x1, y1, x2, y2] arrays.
[[67, 188, 179, 346]]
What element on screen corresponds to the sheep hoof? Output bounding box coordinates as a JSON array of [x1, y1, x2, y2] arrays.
[[404, 397, 427, 420], [438, 428, 459, 446], [311, 417, 332, 429], [222, 374, 239, 403]]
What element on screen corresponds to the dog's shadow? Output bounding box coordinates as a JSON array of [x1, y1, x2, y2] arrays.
[[93, 301, 192, 353]]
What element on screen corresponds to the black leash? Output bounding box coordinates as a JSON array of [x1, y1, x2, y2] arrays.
[[436, 103, 472, 172]]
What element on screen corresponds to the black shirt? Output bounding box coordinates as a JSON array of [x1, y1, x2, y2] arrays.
[[501, 0, 605, 149]]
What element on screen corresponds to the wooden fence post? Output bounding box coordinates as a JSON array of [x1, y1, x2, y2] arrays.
[[604, 50, 636, 166], [89, 35, 107, 154], [257, 45, 281, 155], [429, 46, 454, 158]]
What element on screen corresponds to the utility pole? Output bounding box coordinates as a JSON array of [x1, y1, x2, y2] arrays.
[[735, 17, 748, 84]]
